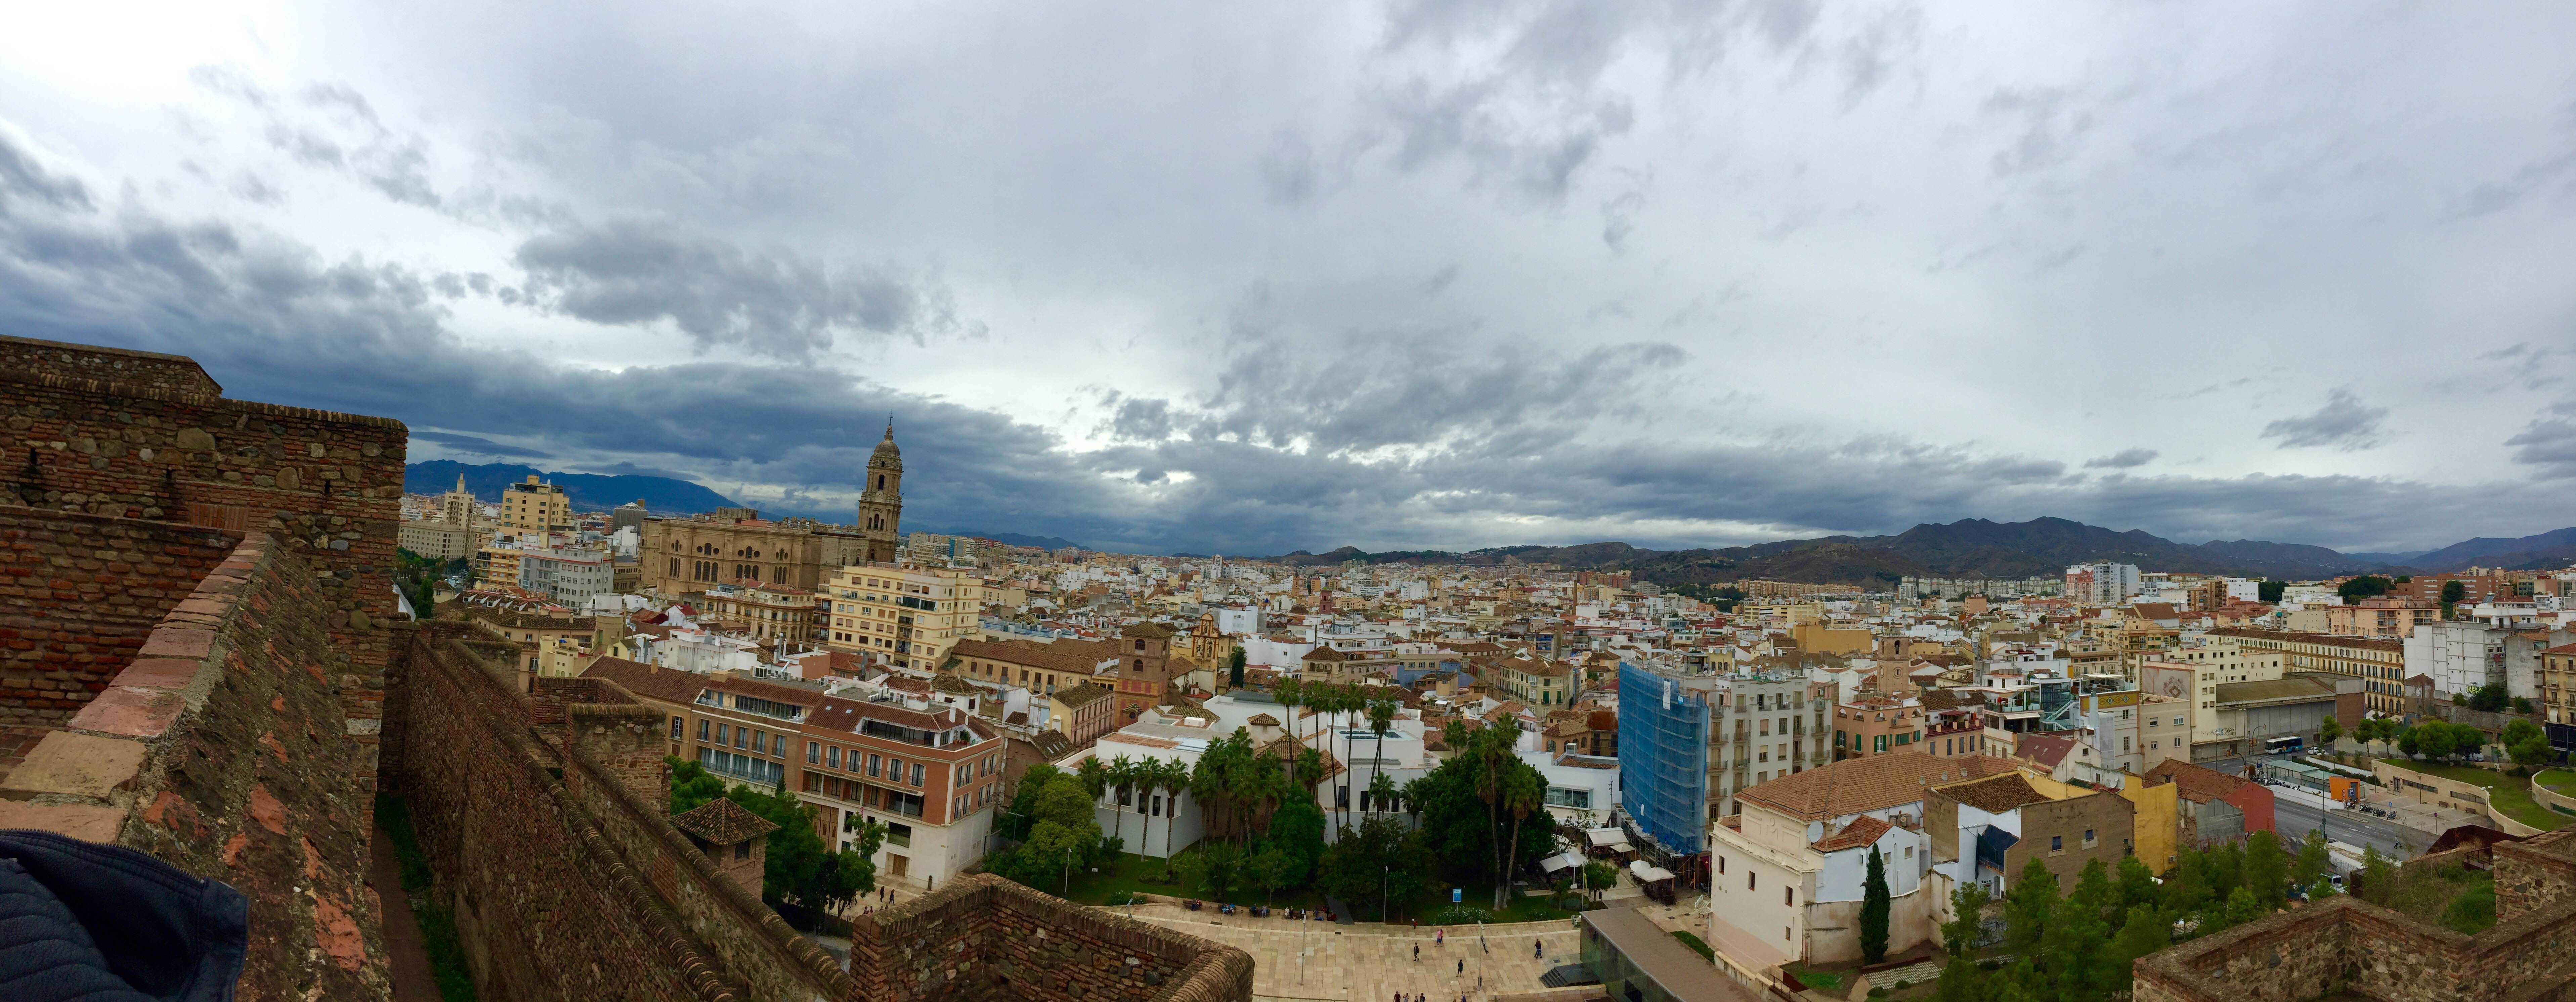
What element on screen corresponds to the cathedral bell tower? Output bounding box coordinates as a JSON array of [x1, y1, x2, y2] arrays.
[[860, 419, 904, 563]]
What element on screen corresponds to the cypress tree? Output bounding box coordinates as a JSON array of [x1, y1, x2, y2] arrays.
[[1861, 845, 1892, 963]]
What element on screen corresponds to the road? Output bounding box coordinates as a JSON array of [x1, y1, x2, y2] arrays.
[[2273, 799, 2432, 860]]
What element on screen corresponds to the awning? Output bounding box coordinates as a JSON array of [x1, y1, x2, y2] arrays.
[[1628, 860, 1675, 883], [1540, 852, 1586, 874], [1607, 842, 1635, 855], [1585, 827, 1626, 848]]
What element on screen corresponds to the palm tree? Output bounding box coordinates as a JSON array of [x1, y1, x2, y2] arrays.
[[1473, 721, 1517, 908], [1366, 696, 1396, 816], [1274, 679, 1304, 782], [1367, 772, 1398, 823], [1500, 764, 1546, 911], [1077, 755, 1110, 806], [1156, 758, 1192, 860], [1108, 755, 1139, 848]]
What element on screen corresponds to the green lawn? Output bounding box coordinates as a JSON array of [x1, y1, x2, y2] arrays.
[[2378, 759, 2565, 832], [2535, 769, 2576, 793], [1024, 849, 1591, 923], [1672, 930, 1716, 962]]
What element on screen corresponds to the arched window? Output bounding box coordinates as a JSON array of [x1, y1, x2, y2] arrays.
[[876, 474, 886, 490]]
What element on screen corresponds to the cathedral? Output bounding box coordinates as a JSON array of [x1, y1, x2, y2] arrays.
[[639, 422, 905, 593]]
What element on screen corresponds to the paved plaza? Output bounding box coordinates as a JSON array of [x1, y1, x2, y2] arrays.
[[1112, 901, 1586, 1001]]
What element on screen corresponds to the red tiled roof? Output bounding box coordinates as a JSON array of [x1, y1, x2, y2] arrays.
[[1812, 815, 1893, 853]]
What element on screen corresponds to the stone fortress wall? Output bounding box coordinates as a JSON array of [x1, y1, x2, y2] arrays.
[[2134, 828, 2576, 1002]]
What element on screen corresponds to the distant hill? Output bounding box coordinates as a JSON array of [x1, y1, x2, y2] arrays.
[[404, 461, 740, 515], [2402, 527, 2576, 573], [934, 530, 1088, 551], [1251, 517, 2437, 587]]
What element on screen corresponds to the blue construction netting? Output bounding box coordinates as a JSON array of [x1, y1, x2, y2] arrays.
[[1617, 662, 1709, 855]]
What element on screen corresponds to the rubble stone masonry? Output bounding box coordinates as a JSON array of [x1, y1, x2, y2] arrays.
[[0, 335, 405, 789], [850, 873, 1256, 1002], [2133, 828, 2576, 1002]]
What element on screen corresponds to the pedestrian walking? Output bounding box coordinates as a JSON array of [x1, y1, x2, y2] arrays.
[[1436, 929, 1445, 946], [1457, 958, 1464, 975], [1413, 944, 1419, 961], [1534, 940, 1542, 959]]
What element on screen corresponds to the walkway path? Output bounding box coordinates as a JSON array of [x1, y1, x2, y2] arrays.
[[1109, 901, 1582, 1001], [366, 825, 441, 1002]]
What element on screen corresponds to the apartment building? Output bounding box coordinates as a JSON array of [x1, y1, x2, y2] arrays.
[[517, 548, 613, 602], [2215, 630, 2407, 715], [949, 638, 1113, 695], [398, 519, 480, 561], [500, 474, 572, 538], [822, 564, 985, 672], [1489, 655, 1574, 706], [681, 673, 1006, 890], [2540, 643, 2576, 725], [2404, 621, 2507, 697], [697, 583, 820, 644], [1831, 694, 1926, 760], [2322, 598, 2433, 640], [2140, 636, 2286, 750]]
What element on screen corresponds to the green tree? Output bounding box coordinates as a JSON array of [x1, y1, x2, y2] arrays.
[[2218, 886, 2265, 929], [664, 758, 881, 912], [2441, 580, 2467, 614], [1247, 846, 1293, 904], [2116, 855, 2160, 912], [2244, 830, 2289, 912], [2337, 576, 2394, 602], [2293, 828, 2332, 889], [2105, 905, 2171, 993], [2471, 684, 2510, 714], [2319, 715, 2342, 745], [2258, 580, 2286, 603], [1942, 880, 1990, 956], [1227, 646, 1246, 689], [1582, 860, 1620, 903], [1179, 840, 1244, 902], [2357, 844, 2397, 905], [2004, 859, 2058, 961], [1860, 846, 1892, 963], [2506, 718, 2552, 767], [1932, 955, 1986, 1002]]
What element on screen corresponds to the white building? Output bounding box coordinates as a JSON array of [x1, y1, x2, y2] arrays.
[[2063, 563, 2144, 605], [517, 548, 614, 602], [2405, 621, 2507, 698]]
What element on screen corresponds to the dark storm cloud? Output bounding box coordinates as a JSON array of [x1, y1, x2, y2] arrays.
[[0, 137, 1102, 538], [2084, 448, 2159, 469], [408, 430, 551, 459], [2505, 410, 2576, 479], [2261, 387, 2393, 451], [511, 218, 948, 359]]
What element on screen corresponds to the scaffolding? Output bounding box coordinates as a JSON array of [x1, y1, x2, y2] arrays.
[[1616, 661, 1710, 856]]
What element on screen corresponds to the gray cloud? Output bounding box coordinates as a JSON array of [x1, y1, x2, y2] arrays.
[[408, 430, 552, 458], [2505, 413, 2576, 479], [2261, 388, 2392, 451], [511, 219, 947, 359], [2085, 448, 2159, 469]]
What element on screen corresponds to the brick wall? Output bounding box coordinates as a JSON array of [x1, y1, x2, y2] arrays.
[[0, 334, 405, 791], [0, 507, 237, 723], [0, 529, 391, 1000], [849, 874, 1254, 1002]]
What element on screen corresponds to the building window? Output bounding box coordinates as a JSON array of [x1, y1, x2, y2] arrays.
[[868, 754, 882, 777], [671, 716, 684, 741], [2052, 835, 2063, 854], [828, 746, 842, 770], [1748, 872, 1757, 891], [807, 742, 820, 764], [1785, 887, 1794, 906]]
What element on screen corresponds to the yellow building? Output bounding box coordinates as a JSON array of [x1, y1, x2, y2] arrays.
[[2117, 777, 2181, 874], [1791, 621, 1874, 656], [473, 544, 525, 591], [822, 564, 984, 672], [698, 583, 820, 643], [500, 475, 572, 539]]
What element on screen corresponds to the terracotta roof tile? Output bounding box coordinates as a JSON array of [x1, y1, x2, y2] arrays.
[[1812, 815, 1893, 853], [1937, 772, 2052, 813], [1736, 752, 2020, 821], [672, 798, 778, 846]]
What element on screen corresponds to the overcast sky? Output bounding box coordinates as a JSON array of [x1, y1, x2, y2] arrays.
[[2, 1, 2572, 556]]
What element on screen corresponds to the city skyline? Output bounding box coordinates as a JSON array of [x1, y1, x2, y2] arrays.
[[4, 2, 2574, 556]]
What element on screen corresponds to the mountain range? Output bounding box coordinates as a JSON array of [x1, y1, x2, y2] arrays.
[[1250, 517, 2576, 586], [404, 461, 741, 515]]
